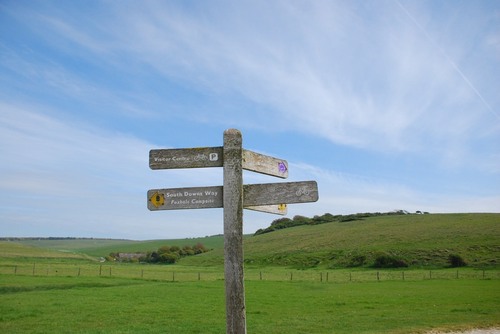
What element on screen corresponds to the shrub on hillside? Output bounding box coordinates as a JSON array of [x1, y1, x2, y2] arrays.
[[448, 254, 467, 267], [373, 253, 408, 268], [112, 243, 209, 264], [347, 255, 367, 267], [253, 211, 414, 235], [159, 252, 178, 264], [312, 213, 336, 223]]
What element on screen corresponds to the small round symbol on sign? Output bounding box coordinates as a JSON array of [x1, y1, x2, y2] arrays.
[[150, 191, 165, 208]]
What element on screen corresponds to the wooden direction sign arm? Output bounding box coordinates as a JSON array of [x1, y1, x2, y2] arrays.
[[242, 149, 288, 179], [147, 181, 318, 211], [243, 181, 318, 207], [149, 147, 223, 170], [147, 186, 223, 211], [245, 204, 287, 215]]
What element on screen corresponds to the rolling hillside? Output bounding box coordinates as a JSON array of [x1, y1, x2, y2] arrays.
[[2, 213, 499, 269], [3, 236, 225, 258], [0, 241, 95, 262], [181, 213, 499, 268]]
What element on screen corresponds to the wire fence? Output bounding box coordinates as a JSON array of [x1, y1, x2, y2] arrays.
[[1, 262, 499, 283]]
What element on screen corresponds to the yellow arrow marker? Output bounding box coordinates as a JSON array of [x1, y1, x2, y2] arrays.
[[149, 191, 165, 208]]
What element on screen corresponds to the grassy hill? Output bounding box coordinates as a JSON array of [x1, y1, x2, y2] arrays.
[[181, 213, 499, 268], [5, 236, 225, 258], [2, 213, 498, 269], [0, 241, 96, 263]]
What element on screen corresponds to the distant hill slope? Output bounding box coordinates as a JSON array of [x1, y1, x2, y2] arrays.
[[3, 213, 498, 269], [0, 241, 96, 262], [5, 236, 225, 258], [181, 213, 499, 268]]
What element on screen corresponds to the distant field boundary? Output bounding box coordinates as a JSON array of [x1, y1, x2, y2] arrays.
[[1, 263, 498, 283]]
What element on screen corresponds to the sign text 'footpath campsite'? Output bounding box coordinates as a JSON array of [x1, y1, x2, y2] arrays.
[[147, 129, 318, 334]]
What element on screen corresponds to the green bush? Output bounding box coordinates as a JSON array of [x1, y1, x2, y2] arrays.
[[448, 254, 467, 267], [121, 243, 209, 264], [348, 255, 367, 267], [373, 253, 408, 268], [159, 252, 178, 264]]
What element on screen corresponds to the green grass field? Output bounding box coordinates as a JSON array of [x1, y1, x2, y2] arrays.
[[1, 274, 498, 333], [1, 213, 499, 332]]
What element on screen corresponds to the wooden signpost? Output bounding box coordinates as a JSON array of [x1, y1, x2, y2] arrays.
[[150, 147, 223, 170], [147, 186, 223, 210], [148, 129, 318, 334]]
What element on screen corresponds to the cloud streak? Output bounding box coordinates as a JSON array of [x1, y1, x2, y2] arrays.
[[9, 1, 497, 150], [0, 1, 498, 239], [84, 0, 498, 157]]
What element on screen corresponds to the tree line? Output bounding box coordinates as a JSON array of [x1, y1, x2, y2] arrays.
[[107, 243, 210, 264], [254, 210, 429, 236]]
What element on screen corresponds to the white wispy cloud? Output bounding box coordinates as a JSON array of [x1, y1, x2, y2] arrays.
[[0, 101, 231, 238], [0, 1, 498, 239], [77, 0, 497, 159], [9, 1, 497, 158]]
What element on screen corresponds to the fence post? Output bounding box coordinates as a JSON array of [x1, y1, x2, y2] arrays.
[[33, 263, 35, 276], [402, 271, 405, 281], [99, 265, 102, 276], [377, 271, 380, 281]]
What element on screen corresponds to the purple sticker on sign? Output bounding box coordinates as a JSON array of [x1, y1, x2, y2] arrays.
[[278, 161, 287, 174]]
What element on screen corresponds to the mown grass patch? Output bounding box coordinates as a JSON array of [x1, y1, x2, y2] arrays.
[[0, 274, 498, 333]]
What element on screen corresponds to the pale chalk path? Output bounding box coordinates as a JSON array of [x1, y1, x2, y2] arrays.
[[427, 329, 499, 334]]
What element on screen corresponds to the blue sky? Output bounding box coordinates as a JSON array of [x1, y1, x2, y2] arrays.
[[1, 0, 499, 240]]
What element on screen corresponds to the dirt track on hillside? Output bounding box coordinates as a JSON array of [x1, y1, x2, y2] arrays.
[[427, 329, 499, 334]]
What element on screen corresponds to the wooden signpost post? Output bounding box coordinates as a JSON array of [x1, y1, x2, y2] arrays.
[[148, 129, 318, 334]]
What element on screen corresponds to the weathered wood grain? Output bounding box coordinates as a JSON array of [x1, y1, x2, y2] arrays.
[[242, 149, 288, 178], [222, 129, 247, 334], [243, 181, 318, 206]]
